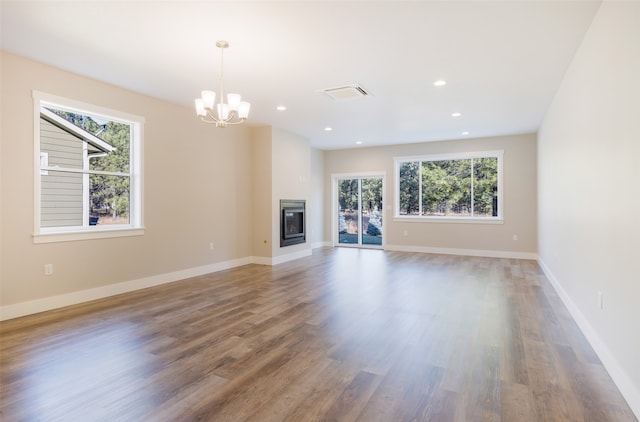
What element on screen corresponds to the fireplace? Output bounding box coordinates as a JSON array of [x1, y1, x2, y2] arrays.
[[280, 200, 306, 247]]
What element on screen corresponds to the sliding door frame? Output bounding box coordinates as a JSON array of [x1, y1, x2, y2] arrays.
[[331, 171, 386, 249]]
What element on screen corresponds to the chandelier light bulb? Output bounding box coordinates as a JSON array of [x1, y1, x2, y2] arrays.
[[201, 91, 216, 110], [195, 99, 206, 116], [238, 102, 251, 119], [227, 93, 241, 111]]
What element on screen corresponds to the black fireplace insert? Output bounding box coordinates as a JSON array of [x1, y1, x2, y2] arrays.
[[280, 200, 306, 247]]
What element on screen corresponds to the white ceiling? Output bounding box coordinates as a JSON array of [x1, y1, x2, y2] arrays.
[[1, 1, 601, 150]]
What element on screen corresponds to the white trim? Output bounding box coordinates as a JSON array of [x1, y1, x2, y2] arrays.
[[251, 249, 313, 266], [538, 258, 640, 420], [33, 90, 146, 124], [385, 243, 537, 260], [82, 143, 90, 227], [1, 250, 320, 320], [34, 95, 42, 236], [394, 150, 505, 163], [331, 171, 387, 179], [0, 257, 252, 321], [250, 256, 274, 266], [33, 227, 145, 244], [39, 167, 131, 177], [311, 241, 331, 249], [393, 216, 504, 225], [130, 121, 143, 228]]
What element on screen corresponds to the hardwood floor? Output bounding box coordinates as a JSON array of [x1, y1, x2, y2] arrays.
[[1, 248, 636, 421]]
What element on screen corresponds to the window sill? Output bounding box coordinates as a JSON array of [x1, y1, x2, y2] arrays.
[[33, 226, 145, 244], [393, 216, 504, 225]]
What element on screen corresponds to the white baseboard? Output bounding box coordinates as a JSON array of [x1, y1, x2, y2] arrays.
[[0, 257, 252, 321], [251, 248, 313, 266], [0, 248, 322, 322], [250, 256, 273, 266], [271, 249, 313, 265], [385, 243, 537, 260], [538, 257, 640, 420], [311, 241, 332, 249]]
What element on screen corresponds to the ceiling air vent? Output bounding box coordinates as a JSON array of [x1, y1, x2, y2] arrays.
[[320, 84, 371, 101]]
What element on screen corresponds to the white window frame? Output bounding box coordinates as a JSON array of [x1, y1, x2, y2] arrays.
[[33, 91, 145, 243], [394, 150, 504, 224]]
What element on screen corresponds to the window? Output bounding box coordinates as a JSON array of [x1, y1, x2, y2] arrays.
[[394, 151, 503, 221], [33, 91, 144, 243]]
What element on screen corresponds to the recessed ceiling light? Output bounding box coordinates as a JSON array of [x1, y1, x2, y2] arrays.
[[355, 141, 363, 145], [434, 80, 447, 87], [451, 112, 462, 117], [462, 131, 470, 135], [276, 106, 286, 111], [324, 127, 332, 132]]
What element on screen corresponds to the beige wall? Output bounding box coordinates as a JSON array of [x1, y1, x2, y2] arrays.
[[270, 127, 311, 258], [249, 127, 313, 261], [310, 148, 325, 247], [0, 52, 253, 307], [250, 126, 273, 258], [323, 134, 537, 256], [538, 1, 640, 415]]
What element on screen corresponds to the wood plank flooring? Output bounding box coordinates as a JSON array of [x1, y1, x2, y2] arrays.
[[1, 248, 636, 421]]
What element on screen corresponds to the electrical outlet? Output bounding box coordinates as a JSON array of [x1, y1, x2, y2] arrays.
[[44, 264, 53, 275], [403, 230, 408, 236], [513, 234, 519, 241], [209, 242, 215, 250]]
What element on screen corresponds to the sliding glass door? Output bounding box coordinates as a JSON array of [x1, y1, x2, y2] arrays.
[[336, 175, 383, 247]]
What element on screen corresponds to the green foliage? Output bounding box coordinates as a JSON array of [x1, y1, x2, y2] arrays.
[[90, 121, 131, 219], [399, 162, 419, 214], [338, 179, 359, 211], [338, 177, 382, 213], [361, 178, 382, 212], [422, 160, 471, 215], [473, 157, 498, 216], [399, 157, 498, 217]]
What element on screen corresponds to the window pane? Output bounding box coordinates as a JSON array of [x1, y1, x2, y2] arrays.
[[89, 121, 130, 173], [422, 160, 471, 216], [90, 174, 130, 225], [41, 170, 84, 227], [40, 171, 131, 227], [399, 162, 419, 215], [43, 107, 130, 173], [473, 157, 498, 217], [338, 179, 359, 244], [361, 177, 383, 245]]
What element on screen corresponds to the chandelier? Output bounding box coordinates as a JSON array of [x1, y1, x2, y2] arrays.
[[195, 40, 250, 128]]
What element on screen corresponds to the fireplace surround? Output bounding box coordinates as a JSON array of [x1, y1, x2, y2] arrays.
[[280, 200, 306, 247]]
